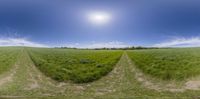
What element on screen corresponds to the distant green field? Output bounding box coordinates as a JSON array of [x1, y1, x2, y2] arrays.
[[28, 48, 122, 83], [0, 47, 21, 74], [127, 48, 200, 80]]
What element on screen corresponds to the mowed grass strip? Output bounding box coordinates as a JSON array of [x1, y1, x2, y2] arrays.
[[0, 47, 21, 74], [28, 48, 122, 83], [127, 48, 200, 81]]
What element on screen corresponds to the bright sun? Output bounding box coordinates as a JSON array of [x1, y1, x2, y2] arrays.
[[88, 12, 111, 25]]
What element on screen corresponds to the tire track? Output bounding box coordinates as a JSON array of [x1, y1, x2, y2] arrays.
[[0, 64, 19, 87], [126, 52, 200, 92], [0, 50, 23, 88]]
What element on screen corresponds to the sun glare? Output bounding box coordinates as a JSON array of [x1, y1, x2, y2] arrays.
[[88, 12, 111, 25]]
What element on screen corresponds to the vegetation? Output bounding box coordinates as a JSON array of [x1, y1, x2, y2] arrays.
[[127, 48, 200, 80], [0, 47, 21, 74], [53, 46, 160, 50], [2, 47, 200, 98], [28, 48, 122, 83], [117, 46, 159, 50]]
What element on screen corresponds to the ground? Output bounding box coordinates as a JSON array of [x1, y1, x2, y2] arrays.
[[0, 50, 200, 99]]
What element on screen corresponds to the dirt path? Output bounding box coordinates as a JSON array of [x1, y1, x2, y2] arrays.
[[126, 52, 200, 92], [0, 50, 23, 88], [0, 49, 68, 97], [0, 51, 133, 98], [126, 52, 185, 92], [0, 50, 128, 97], [0, 64, 19, 87], [1, 50, 200, 98]]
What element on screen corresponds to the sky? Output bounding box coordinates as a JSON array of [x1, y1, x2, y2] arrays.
[[0, 0, 200, 48]]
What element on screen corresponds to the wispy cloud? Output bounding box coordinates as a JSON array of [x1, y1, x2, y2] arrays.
[[0, 37, 48, 47], [59, 41, 130, 48], [153, 37, 200, 47], [0, 38, 130, 48]]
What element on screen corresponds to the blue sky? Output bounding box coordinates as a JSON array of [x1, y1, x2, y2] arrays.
[[0, 0, 200, 48]]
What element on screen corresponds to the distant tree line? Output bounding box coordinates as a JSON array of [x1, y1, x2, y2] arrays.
[[92, 46, 160, 50], [54, 47, 77, 49], [54, 46, 166, 50]]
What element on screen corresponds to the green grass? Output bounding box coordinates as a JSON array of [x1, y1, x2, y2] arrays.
[[27, 48, 122, 83], [127, 48, 200, 80], [0, 47, 21, 74], [1, 48, 200, 98]]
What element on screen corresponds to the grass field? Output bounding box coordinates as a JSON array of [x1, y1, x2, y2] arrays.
[[0, 47, 21, 75], [28, 48, 122, 83], [1, 47, 200, 98], [127, 48, 200, 80]]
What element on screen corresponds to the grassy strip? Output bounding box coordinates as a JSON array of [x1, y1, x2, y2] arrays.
[[28, 48, 122, 83], [127, 48, 200, 80]]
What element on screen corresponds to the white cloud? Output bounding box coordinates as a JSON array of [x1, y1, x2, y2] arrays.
[[0, 37, 48, 47], [59, 41, 131, 48], [0, 38, 130, 48], [153, 37, 200, 47]]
